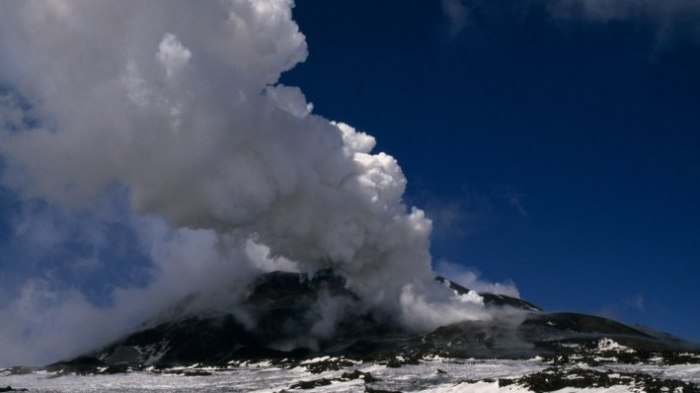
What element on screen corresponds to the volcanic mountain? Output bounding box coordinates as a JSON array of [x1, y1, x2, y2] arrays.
[[49, 270, 699, 374]]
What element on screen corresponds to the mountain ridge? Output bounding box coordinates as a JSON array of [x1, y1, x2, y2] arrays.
[[47, 270, 699, 374]]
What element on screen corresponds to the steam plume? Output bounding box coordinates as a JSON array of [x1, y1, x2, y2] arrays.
[[0, 0, 493, 365]]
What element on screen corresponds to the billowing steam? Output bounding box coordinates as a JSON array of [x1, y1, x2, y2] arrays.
[[0, 0, 497, 366]]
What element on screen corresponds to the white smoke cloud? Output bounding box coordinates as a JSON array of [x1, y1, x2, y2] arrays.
[[2, 1, 422, 292], [0, 0, 429, 296], [399, 284, 491, 332], [0, 190, 278, 367], [0, 0, 488, 366], [436, 260, 520, 298]]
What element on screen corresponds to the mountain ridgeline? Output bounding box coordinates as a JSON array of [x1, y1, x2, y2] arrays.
[[51, 270, 699, 373]]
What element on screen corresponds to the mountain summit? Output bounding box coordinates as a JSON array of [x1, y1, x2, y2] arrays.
[[50, 270, 698, 373]]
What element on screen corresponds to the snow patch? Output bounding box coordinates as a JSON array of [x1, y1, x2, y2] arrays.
[[597, 339, 635, 353]]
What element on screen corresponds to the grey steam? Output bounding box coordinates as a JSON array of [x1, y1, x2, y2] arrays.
[[0, 1, 495, 366]]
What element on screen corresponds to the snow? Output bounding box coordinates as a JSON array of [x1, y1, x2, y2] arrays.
[[416, 381, 526, 393], [1, 358, 698, 392], [596, 339, 634, 353], [300, 356, 333, 364], [551, 387, 634, 393], [611, 363, 700, 384], [414, 381, 634, 393]]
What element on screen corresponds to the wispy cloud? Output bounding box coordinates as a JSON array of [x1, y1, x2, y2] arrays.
[[550, 0, 700, 47], [441, 0, 470, 36], [552, 0, 700, 23], [423, 193, 486, 241], [423, 186, 528, 244], [596, 292, 647, 321], [627, 292, 645, 312], [492, 186, 528, 217], [0, 186, 292, 367], [442, 0, 700, 48]]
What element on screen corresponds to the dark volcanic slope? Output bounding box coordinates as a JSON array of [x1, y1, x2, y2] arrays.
[[52, 271, 699, 371], [435, 276, 541, 312]]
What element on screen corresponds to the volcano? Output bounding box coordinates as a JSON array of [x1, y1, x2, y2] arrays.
[[4, 270, 698, 393], [48, 270, 699, 373]]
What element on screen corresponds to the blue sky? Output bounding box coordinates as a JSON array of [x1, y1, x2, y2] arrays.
[[282, 0, 700, 340]]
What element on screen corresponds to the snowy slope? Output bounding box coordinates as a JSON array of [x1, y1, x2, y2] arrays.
[[7, 271, 697, 393], [3, 353, 700, 393]]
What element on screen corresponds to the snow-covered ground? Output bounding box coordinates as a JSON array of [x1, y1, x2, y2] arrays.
[[2, 357, 699, 393], [610, 363, 700, 384]]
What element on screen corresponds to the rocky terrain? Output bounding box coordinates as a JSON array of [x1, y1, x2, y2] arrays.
[[2, 271, 699, 392]]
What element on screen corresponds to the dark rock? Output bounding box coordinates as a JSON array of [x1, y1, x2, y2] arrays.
[[289, 378, 333, 389], [305, 358, 355, 373], [102, 364, 129, 374], [46, 356, 106, 375], [518, 367, 700, 393], [289, 370, 379, 391], [386, 356, 420, 368], [365, 387, 402, 393], [3, 367, 36, 376], [498, 378, 515, 387], [52, 270, 699, 370], [181, 370, 213, 376], [341, 370, 379, 382]]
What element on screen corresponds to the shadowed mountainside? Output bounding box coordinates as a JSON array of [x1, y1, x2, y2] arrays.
[[49, 270, 699, 373]]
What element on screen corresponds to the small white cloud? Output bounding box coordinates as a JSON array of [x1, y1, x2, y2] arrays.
[[157, 33, 191, 79]]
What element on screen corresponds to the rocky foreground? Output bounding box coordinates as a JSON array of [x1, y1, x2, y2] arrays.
[[3, 347, 700, 392]]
